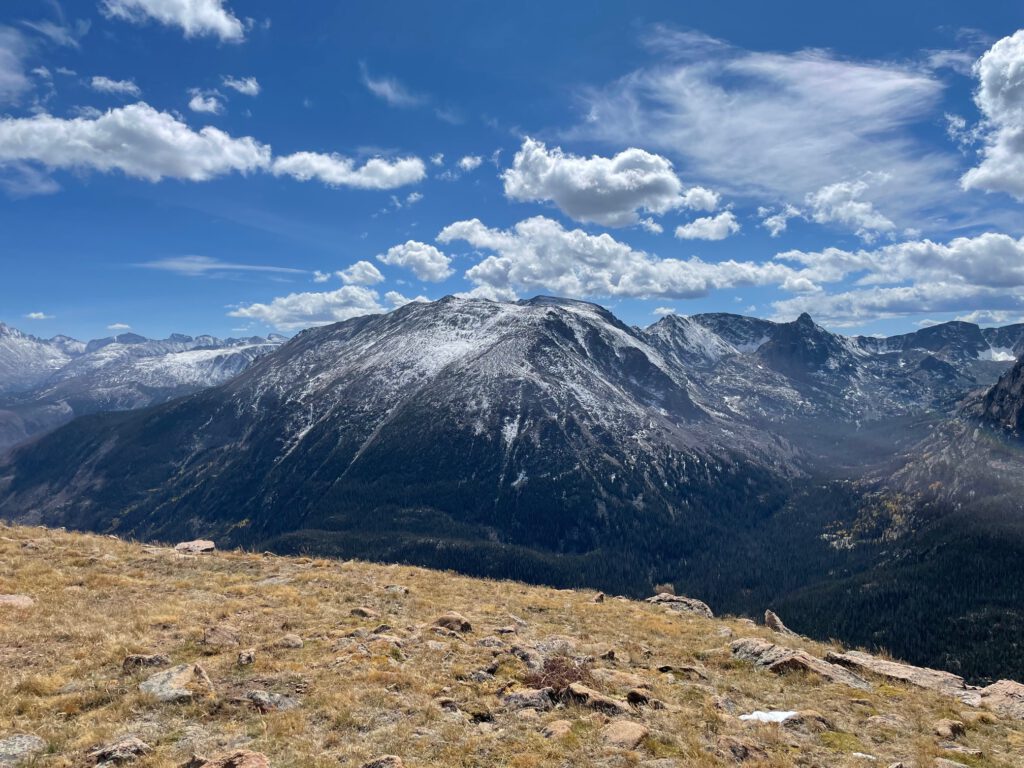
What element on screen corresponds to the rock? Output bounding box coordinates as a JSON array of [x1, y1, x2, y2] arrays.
[[502, 687, 556, 711], [764, 609, 797, 636], [645, 593, 713, 618], [247, 690, 299, 712], [237, 648, 256, 666], [188, 751, 270, 768], [0, 594, 34, 610], [939, 743, 982, 758], [495, 625, 517, 635], [351, 606, 379, 619], [202, 625, 241, 649], [277, 633, 303, 648], [593, 592, 605, 603], [174, 540, 215, 554], [433, 611, 472, 633], [0, 734, 46, 767], [122, 653, 171, 673], [978, 679, 1024, 719], [360, 758, 403, 768], [602, 720, 649, 749], [825, 650, 968, 699], [934, 719, 966, 739], [867, 714, 909, 730], [139, 663, 215, 703], [716, 735, 768, 762], [591, 668, 649, 691], [783, 710, 834, 733], [383, 585, 408, 595], [732, 638, 870, 690], [934, 760, 970, 768], [90, 736, 152, 763], [510, 645, 543, 671], [543, 719, 573, 739], [565, 682, 630, 715]]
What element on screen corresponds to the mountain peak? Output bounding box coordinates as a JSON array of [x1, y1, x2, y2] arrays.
[[795, 312, 815, 328]]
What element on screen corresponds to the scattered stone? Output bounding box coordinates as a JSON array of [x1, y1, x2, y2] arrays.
[[433, 611, 472, 633], [90, 736, 152, 763], [277, 633, 303, 649], [0, 734, 46, 767], [237, 648, 256, 666], [978, 679, 1024, 719], [510, 645, 543, 671], [351, 606, 379, 619], [202, 625, 241, 649], [783, 710, 834, 733], [934, 760, 971, 768], [934, 719, 966, 739], [502, 687, 555, 711], [122, 653, 170, 673], [716, 735, 768, 762], [765, 609, 797, 636], [187, 751, 270, 768], [360, 757, 403, 768], [139, 663, 215, 703], [174, 540, 215, 554], [732, 638, 870, 690], [246, 690, 299, 712], [593, 592, 605, 603], [543, 719, 573, 739], [867, 714, 909, 730], [0, 595, 34, 609], [825, 650, 968, 699], [645, 593, 714, 618], [476, 636, 505, 648], [383, 585, 409, 595], [591, 668, 649, 691], [939, 743, 982, 758], [602, 720, 649, 749], [495, 625, 517, 635], [565, 682, 630, 715]]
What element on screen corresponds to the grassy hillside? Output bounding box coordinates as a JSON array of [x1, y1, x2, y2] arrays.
[[1, 523, 1022, 767]]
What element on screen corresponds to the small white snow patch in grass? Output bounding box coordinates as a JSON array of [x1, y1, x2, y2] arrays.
[[739, 710, 798, 723]]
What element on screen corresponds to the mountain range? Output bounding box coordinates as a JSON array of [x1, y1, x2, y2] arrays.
[[1, 297, 1023, 681]]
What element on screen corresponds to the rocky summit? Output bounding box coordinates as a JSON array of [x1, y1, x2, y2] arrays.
[[2, 523, 1024, 768]]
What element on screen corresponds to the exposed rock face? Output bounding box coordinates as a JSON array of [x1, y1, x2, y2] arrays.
[[764, 609, 796, 636], [602, 720, 649, 749], [645, 593, 714, 618], [175, 540, 216, 554], [980, 355, 1024, 434], [825, 650, 969, 698], [731, 639, 870, 690], [979, 679, 1024, 720], [0, 734, 46, 767], [139, 663, 215, 703]]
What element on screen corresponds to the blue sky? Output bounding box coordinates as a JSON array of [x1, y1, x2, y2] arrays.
[[2, 0, 1024, 341]]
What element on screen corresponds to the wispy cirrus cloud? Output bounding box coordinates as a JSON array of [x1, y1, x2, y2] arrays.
[[137, 255, 306, 277]]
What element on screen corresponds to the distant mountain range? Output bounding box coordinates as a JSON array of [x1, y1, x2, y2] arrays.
[[2, 297, 1023, 681], [0, 322, 283, 450]]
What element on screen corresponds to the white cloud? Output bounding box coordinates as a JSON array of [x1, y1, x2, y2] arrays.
[[107, 322, 131, 330], [653, 306, 676, 316], [406, 191, 423, 204], [458, 155, 483, 172], [229, 285, 384, 331], [438, 215, 793, 300], [574, 28, 953, 226], [272, 152, 425, 190], [638, 217, 663, 234], [138, 255, 305, 276], [101, 0, 245, 42], [337, 260, 384, 285], [674, 211, 740, 240], [0, 27, 32, 104], [680, 186, 719, 212], [360, 63, 424, 107], [385, 290, 430, 308], [312, 270, 331, 283], [502, 138, 716, 227], [0, 161, 60, 197], [90, 76, 142, 97], [430, 153, 444, 166], [188, 88, 222, 114], [20, 18, 91, 48], [805, 177, 895, 241], [24, 311, 53, 320], [377, 240, 453, 282], [961, 29, 1024, 199], [955, 309, 1024, 326], [758, 204, 801, 237], [0, 103, 270, 181], [221, 75, 259, 96]]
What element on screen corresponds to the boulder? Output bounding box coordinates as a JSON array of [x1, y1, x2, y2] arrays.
[[731, 638, 870, 690], [933, 719, 965, 739], [0, 734, 46, 767], [716, 735, 768, 762], [139, 663, 215, 703], [433, 611, 472, 633], [237, 648, 256, 666], [0, 595, 34, 610], [978, 679, 1024, 720], [764, 609, 797, 636], [502, 687, 556, 711], [122, 653, 170, 673], [90, 736, 152, 763], [645, 593, 713, 618], [593, 592, 605, 603], [543, 719, 573, 739], [202, 625, 241, 649], [247, 690, 299, 712], [824, 650, 968, 699], [188, 751, 270, 768], [351, 607, 379, 619], [565, 682, 630, 715], [174, 540, 215, 554], [602, 720, 649, 749], [277, 633, 303, 649]]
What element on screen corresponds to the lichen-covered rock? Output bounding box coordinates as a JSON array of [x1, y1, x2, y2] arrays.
[[90, 736, 152, 763], [247, 690, 299, 712], [602, 720, 649, 749], [645, 593, 713, 618], [565, 682, 630, 715], [732, 638, 870, 690], [764, 609, 797, 636], [0, 734, 46, 767], [502, 687, 555, 711], [825, 650, 969, 699], [979, 679, 1024, 720], [433, 611, 472, 632], [174, 540, 215, 554], [139, 663, 215, 702], [122, 653, 170, 673]]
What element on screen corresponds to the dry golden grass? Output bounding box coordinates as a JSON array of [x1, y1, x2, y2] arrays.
[[0, 522, 1021, 767]]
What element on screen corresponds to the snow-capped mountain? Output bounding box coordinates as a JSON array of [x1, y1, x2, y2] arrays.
[[0, 326, 283, 451]]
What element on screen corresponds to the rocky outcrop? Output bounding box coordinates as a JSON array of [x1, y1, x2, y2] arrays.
[[433, 611, 472, 633], [824, 650, 969, 699], [90, 736, 152, 763], [0, 735, 46, 767], [731, 638, 870, 690], [979, 679, 1024, 720], [564, 682, 630, 715], [764, 609, 796, 636], [175, 540, 216, 554], [645, 593, 714, 618], [139, 663, 215, 703]]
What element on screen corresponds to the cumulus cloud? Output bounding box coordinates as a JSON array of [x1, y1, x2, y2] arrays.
[[458, 155, 483, 172], [961, 29, 1024, 199], [0, 103, 270, 181], [101, 0, 245, 42], [758, 204, 801, 237], [805, 177, 895, 241], [337, 260, 384, 285], [502, 138, 716, 227], [272, 152, 425, 190], [221, 75, 259, 96], [107, 322, 131, 330], [24, 311, 53, 320], [377, 240, 453, 281], [90, 76, 141, 96], [438, 215, 794, 300], [385, 290, 430, 308], [229, 285, 385, 330], [137, 255, 305, 276], [188, 88, 222, 113], [674, 211, 740, 240]]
